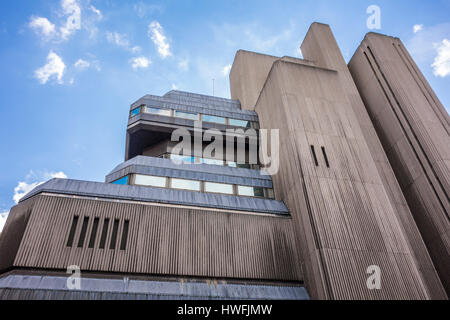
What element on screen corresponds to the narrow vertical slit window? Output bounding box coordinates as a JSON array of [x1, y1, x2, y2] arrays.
[[88, 217, 99, 248], [321, 146, 330, 168], [66, 216, 79, 247], [77, 217, 89, 248], [311, 145, 319, 166], [99, 218, 110, 249], [109, 219, 120, 250], [120, 220, 130, 251]]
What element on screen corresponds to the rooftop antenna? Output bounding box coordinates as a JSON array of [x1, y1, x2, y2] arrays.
[[212, 78, 215, 96]]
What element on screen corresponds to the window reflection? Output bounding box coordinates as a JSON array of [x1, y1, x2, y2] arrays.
[[202, 115, 226, 124], [135, 174, 166, 187], [229, 118, 251, 128], [174, 110, 199, 120], [170, 154, 195, 164], [112, 176, 129, 185], [237, 186, 265, 197], [171, 178, 201, 191], [130, 107, 140, 117], [145, 107, 171, 116], [201, 158, 224, 166], [204, 182, 234, 194]]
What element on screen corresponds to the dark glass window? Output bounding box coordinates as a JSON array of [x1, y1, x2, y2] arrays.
[[66, 216, 79, 247], [321, 146, 330, 168], [99, 218, 110, 249], [88, 217, 99, 248], [77, 217, 89, 248], [109, 219, 120, 250], [311, 145, 319, 166], [120, 220, 130, 251]]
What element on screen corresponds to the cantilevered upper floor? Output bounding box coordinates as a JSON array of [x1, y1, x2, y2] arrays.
[[126, 90, 260, 161]]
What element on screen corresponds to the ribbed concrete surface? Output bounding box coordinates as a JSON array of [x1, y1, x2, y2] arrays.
[[348, 32, 449, 295], [1, 194, 301, 282]]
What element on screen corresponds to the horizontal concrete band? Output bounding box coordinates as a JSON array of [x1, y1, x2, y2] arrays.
[[131, 92, 258, 121], [0, 275, 309, 300], [106, 156, 272, 188], [19, 179, 289, 215]]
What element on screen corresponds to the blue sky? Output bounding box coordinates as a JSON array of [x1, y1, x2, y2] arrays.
[[1, 0, 449, 230]]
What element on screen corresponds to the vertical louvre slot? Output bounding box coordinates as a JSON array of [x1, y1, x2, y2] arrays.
[[120, 220, 129, 250], [66, 216, 79, 247], [77, 217, 89, 248], [311, 145, 319, 166], [109, 219, 120, 250], [88, 217, 99, 248], [99, 218, 110, 249], [321, 146, 330, 168]]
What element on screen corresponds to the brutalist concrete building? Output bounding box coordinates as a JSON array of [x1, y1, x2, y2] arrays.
[[0, 23, 448, 300]]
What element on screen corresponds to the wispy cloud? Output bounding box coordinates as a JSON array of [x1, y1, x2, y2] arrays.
[[29, 16, 56, 40], [413, 24, 423, 33], [74, 58, 90, 70], [35, 51, 66, 84], [89, 5, 102, 19], [107, 31, 141, 53], [432, 39, 450, 77], [130, 56, 151, 69], [148, 21, 172, 59], [134, 2, 163, 18], [212, 21, 296, 54], [60, 0, 81, 40], [107, 31, 130, 47]]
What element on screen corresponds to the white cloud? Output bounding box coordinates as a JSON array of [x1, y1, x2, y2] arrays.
[[0, 211, 8, 234], [60, 0, 81, 40], [407, 22, 450, 64], [148, 21, 172, 59], [178, 59, 189, 71], [35, 51, 66, 84], [413, 24, 424, 33], [130, 56, 151, 69], [432, 39, 450, 77], [89, 5, 102, 19], [74, 58, 90, 70], [29, 16, 56, 40], [13, 171, 67, 204], [106, 32, 141, 53], [222, 64, 231, 76], [13, 181, 42, 204]]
